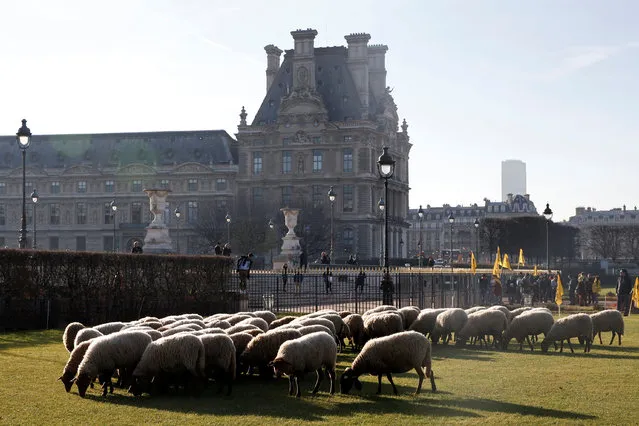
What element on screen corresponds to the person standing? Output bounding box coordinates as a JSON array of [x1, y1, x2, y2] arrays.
[[355, 269, 366, 293], [323, 267, 333, 294], [320, 251, 330, 265], [293, 269, 303, 293], [617, 269, 632, 316], [131, 241, 143, 254], [479, 274, 489, 305], [213, 242, 222, 255], [236, 253, 254, 292], [550, 275, 558, 302], [299, 250, 308, 272], [592, 275, 601, 307], [222, 243, 232, 257], [281, 264, 289, 293]]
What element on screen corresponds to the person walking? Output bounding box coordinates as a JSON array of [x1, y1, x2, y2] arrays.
[[299, 250, 308, 272], [323, 267, 333, 294], [616, 269, 632, 316], [592, 275, 601, 307], [281, 264, 289, 293], [131, 241, 143, 254], [293, 269, 303, 293], [213, 242, 222, 255], [355, 269, 366, 293], [236, 252, 254, 292]]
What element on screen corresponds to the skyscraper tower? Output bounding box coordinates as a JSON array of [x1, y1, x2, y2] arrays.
[[501, 160, 526, 201]]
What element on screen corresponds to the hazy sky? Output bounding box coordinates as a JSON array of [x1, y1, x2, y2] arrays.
[[1, 0, 637, 221]]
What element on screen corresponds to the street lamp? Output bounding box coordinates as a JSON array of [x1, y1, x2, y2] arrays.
[[16, 119, 32, 249], [225, 213, 231, 244], [378, 197, 385, 267], [268, 219, 274, 266], [110, 200, 117, 252], [448, 213, 455, 270], [31, 189, 39, 249], [474, 218, 480, 262], [328, 186, 336, 263], [418, 205, 424, 268], [174, 206, 181, 254], [377, 147, 395, 305], [543, 203, 553, 270]]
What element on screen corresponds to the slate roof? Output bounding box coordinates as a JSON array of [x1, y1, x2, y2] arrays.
[[252, 46, 378, 125], [0, 130, 238, 170]]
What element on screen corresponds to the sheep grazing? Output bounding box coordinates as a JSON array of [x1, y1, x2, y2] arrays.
[[431, 308, 468, 344], [252, 310, 277, 325], [464, 306, 486, 315], [297, 324, 333, 337], [508, 307, 532, 321], [343, 314, 365, 351], [244, 329, 264, 337], [237, 317, 269, 333], [75, 331, 152, 397], [198, 334, 236, 395], [409, 309, 447, 338], [398, 306, 420, 330], [363, 312, 403, 339], [229, 332, 253, 376], [502, 310, 554, 351], [183, 313, 204, 320], [226, 315, 254, 326], [240, 328, 302, 378], [270, 331, 337, 398], [590, 310, 624, 345], [340, 331, 436, 395], [487, 306, 511, 321], [541, 313, 593, 354], [63, 322, 85, 352], [93, 321, 127, 335], [161, 325, 198, 337], [206, 320, 232, 330], [339, 311, 353, 319], [269, 316, 297, 329], [129, 334, 206, 396], [225, 323, 261, 335], [362, 305, 397, 318], [455, 309, 508, 348], [59, 340, 93, 392], [74, 328, 104, 349], [293, 318, 337, 336]]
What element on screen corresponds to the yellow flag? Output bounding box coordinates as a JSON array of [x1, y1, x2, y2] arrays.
[[502, 254, 512, 270], [492, 254, 501, 276], [471, 252, 477, 274], [555, 274, 564, 306], [533, 265, 538, 277], [633, 277, 639, 308], [518, 248, 525, 266], [496, 246, 502, 265]]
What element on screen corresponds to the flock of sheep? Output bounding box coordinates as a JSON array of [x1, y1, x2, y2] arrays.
[[58, 304, 625, 399]]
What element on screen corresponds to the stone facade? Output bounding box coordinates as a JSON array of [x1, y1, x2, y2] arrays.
[[236, 29, 411, 261]]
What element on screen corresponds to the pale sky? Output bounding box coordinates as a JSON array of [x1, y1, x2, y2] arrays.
[[1, 0, 637, 222]]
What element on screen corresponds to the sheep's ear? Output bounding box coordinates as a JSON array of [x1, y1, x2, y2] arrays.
[[270, 358, 290, 370], [353, 378, 362, 391], [57, 376, 63, 381]]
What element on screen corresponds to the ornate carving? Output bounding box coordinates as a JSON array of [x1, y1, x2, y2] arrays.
[[295, 130, 310, 144], [297, 66, 309, 87], [296, 153, 305, 175]]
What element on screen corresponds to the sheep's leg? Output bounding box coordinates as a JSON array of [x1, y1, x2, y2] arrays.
[[312, 368, 323, 395], [327, 367, 336, 395], [608, 332, 615, 346], [598, 331, 603, 345], [288, 376, 295, 396], [386, 373, 399, 395], [585, 338, 591, 353], [559, 340, 564, 352], [413, 367, 424, 395], [295, 376, 301, 398], [376, 374, 383, 394], [566, 339, 574, 353], [518, 338, 523, 351], [526, 335, 533, 351], [618, 333, 622, 346]]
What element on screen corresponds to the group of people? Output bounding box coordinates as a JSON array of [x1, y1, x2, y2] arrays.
[[213, 242, 232, 257], [566, 272, 602, 306], [280, 264, 306, 293]]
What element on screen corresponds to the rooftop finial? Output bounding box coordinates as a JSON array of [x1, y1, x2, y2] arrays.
[[239, 106, 247, 126], [401, 118, 408, 133]]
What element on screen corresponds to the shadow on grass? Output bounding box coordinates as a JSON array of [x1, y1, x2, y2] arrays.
[[0, 330, 62, 350], [436, 397, 597, 420], [433, 346, 497, 362]]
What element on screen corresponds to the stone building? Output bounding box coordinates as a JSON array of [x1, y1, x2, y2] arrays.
[[0, 130, 237, 252], [235, 29, 411, 261]]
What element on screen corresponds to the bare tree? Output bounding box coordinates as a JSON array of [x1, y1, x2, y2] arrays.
[[587, 225, 624, 261], [622, 225, 639, 262]]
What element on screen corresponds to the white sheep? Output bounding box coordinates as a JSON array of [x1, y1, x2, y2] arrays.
[[270, 331, 337, 398], [296, 324, 334, 336], [225, 323, 261, 335], [74, 328, 104, 348], [198, 334, 236, 395], [63, 322, 85, 352], [508, 307, 532, 321], [240, 328, 302, 378], [398, 306, 420, 330], [502, 310, 554, 351], [75, 331, 152, 397], [252, 310, 277, 325], [362, 305, 398, 317], [455, 309, 508, 348], [93, 321, 127, 335], [343, 314, 365, 351], [408, 309, 447, 338], [363, 311, 404, 339], [340, 331, 436, 395], [431, 308, 468, 344], [237, 317, 269, 332], [590, 310, 624, 345], [269, 316, 297, 329], [244, 329, 264, 337], [464, 306, 486, 315], [487, 305, 511, 321], [293, 318, 337, 335], [59, 340, 93, 392], [205, 320, 232, 330], [226, 314, 254, 325], [161, 325, 198, 337], [541, 313, 593, 353]]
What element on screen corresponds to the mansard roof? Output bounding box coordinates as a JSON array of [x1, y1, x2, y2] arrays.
[[252, 47, 378, 125], [0, 130, 237, 170]]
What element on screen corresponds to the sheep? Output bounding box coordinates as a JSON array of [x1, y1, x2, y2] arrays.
[[339, 311, 353, 319], [229, 332, 253, 376], [157, 319, 206, 331], [240, 328, 302, 378], [408, 309, 447, 338], [199, 327, 227, 335], [398, 306, 420, 330], [205, 320, 232, 330], [590, 310, 624, 345], [93, 321, 127, 335], [144, 329, 163, 341], [63, 322, 85, 352], [75, 331, 152, 397], [487, 305, 511, 321], [508, 306, 533, 321], [502, 310, 554, 351], [362, 305, 398, 317], [226, 314, 254, 325], [59, 340, 93, 392], [161, 325, 197, 337], [541, 313, 593, 353], [237, 317, 269, 333], [198, 334, 236, 395], [252, 310, 277, 325], [296, 324, 334, 336], [317, 313, 348, 351], [225, 323, 261, 335], [270, 332, 337, 398], [293, 318, 337, 336], [183, 313, 204, 320], [343, 314, 365, 351], [244, 329, 265, 337], [235, 311, 257, 318], [74, 328, 104, 348], [205, 314, 232, 322], [455, 309, 508, 348], [340, 331, 436, 395], [430, 308, 468, 344], [269, 316, 297, 329], [363, 312, 403, 340], [129, 334, 206, 396], [465, 306, 486, 315]]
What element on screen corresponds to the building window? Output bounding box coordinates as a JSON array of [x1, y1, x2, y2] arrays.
[[282, 186, 292, 207], [282, 151, 292, 174], [76, 203, 87, 225], [50, 181, 61, 194], [187, 201, 198, 224], [216, 199, 227, 212], [132, 180, 142, 192], [104, 180, 114, 193], [343, 135, 353, 142], [50, 204, 61, 225], [312, 150, 323, 172], [188, 179, 198, 191], [77, 181, 87, 193], [253, 152, 263, 175], [282, 137, 291, 146], [343, 228, 354, 252], [160, 179, 170, 190], [343, 148, 353, 173], [252, 187, 263, 205], [312, 185, 323, 208], [0, 205, 5, 226], [103, 236, 114, 252], [131, 202, 142, 224], [312, 136, 322, 144], [216, 178, 227, 191], [76, 236, 86, 251], [0, 182, 5, 195], [26, 182, 34, 197], [343, 185, 354, 212], [104, 202, 115, 224], [49, 236, 59, 250]]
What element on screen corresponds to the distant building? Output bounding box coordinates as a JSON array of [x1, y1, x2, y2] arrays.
[[501, 160, 526, 202]]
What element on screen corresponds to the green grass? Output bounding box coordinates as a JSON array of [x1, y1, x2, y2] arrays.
[[2, 316, 639, 425]]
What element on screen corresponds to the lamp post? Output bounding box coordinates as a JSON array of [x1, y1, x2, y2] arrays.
[[174, 206, 181, 254], [225, 213, 231, 245], [16, 119, 32, 249], [378, 198, 385, 267], [110, 200, 117, 252], [31, 189, 39, 249], [474, 218, 480, 262], [268, 219, 274, 267], [328, 186, 336, 263], [418, 205, 424, 268], [543, 203, 553, 271], [448, 213, 455, 271], [377, 147, 395, 305]]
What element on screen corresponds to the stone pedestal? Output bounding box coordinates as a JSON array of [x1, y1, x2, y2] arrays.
[[273, 208, 302, 269], [142, 189, 174, 254]]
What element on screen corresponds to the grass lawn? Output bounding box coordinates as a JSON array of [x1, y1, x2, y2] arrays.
[[1, 314, 638, 425]]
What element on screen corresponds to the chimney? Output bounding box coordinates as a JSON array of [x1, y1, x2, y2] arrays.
[[576, 207, 585, 215], [290, 28, 318, 92], [524, 194, 530, 200], [345, 33, 371, 116], [368, 44, 388, 99], [507, 193, 513, 203], [264, 44, 283, 93]]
